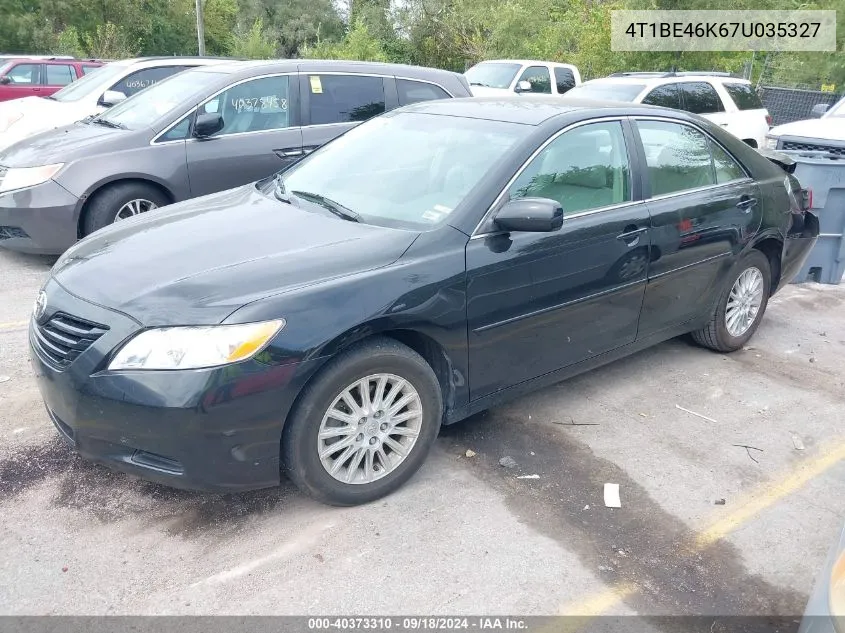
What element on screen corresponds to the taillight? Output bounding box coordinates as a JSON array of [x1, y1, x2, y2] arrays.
[[766, 114, 773, 127]]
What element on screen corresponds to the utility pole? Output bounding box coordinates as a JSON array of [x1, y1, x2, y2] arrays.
[[195, 0, 206, 56]]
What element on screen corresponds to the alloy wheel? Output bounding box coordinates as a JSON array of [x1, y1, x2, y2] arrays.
[[114, 198, 157, 222], [725, 266, 764, 337]]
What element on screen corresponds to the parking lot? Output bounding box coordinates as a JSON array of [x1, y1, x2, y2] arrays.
[[0, 246, 843, 619]]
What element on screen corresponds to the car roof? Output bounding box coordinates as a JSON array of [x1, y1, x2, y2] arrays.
[[402, 95, 662, 125], [117, 56, 233, 69], [584, 74, 751, 87], [477, 59, 579, 69], [192, 59, 463, 80]]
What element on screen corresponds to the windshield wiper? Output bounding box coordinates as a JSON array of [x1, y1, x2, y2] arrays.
[[291, 190, 361, 223], [272, 174, 291, 203], [469, 81, 491, 87], [90, 118, 126, 129]]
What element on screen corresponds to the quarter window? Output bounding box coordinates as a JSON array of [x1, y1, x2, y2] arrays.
[[396, 79, 449, 105], [641, 84, 682, 109], [160, 116, 192, 142], [637, 120, 715, 196], [517, 66, 552, 94], [6, 63, 41, 84], [199, 75, 290, 136], [307, 74, 386, 125], [553, 67, 576, 94], [45, 64, 75, 86], [722, 82, 763, 110], [680, 82, 725, 114], [81, 65, 101, 75], [709, 140, 745, 183], [509, 121, 632, 215]]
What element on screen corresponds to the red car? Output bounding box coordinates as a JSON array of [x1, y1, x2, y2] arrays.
[[0, 57, 103, 102]]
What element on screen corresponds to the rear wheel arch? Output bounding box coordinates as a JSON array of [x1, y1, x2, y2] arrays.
[[77, 178, 176, 239], [751, 236, 783, 293]]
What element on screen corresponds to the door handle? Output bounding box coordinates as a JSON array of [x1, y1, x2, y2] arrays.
[[736, 196, 757, 213], [274, 148, 304, 158], [302, 145, 320, 154], [617, 226, 648, 246]]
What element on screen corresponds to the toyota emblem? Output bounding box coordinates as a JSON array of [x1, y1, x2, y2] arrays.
[[33, 291, 47, 321]]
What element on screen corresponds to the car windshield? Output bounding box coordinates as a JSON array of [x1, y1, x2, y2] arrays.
[[96, 70, 226, 131], [823, 97, 845, 118], [465, 62, 522, 89], [565, 82, 646, 102], [50, 63, 128, 102], [274, 112, 525, 230]]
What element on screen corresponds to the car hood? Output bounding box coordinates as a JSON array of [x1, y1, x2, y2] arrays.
[[0, 98, 97, 153], [51, 185, 419, 326], [770, 118, 845, 143], [469, 86, 517, 97], [0, 120, 128, 166]]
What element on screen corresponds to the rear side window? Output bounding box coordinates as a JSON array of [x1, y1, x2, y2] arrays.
[[637, 120, 715, 196], [396, 79, 449, 106], [680, 82, 725, 114], [307, 74, 386, 125], [46, 64, 75, 86], [517, 66, 552, 94], [641, 84, 682, 109], [722, 82, 763, 110], [554, 67, 576, 94], [112, 65, 189, 97], [81, 65, 101, 75], [5, 63, 41, 84]]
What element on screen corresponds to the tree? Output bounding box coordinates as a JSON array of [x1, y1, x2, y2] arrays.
[[303, 18, 388, 62], [228, 17, 275, 59], [83, 22, 141, 58], [236, 0, 344, 57]]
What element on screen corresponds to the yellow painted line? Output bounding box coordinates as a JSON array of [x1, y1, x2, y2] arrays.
[[696, 440, 845, 547], [0, 320, 28, 331], [558, 582, 637, 616]]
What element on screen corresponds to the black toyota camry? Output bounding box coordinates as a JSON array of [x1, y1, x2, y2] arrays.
[[30, 97, 818, 505]]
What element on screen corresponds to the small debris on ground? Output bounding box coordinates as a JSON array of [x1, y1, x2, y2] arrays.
[[516, 474, 540, 480], [498, 456, 518, 469], [604, 483, 621, 508], [675, 404, 718, 424], [61, 567, 68, 573], [791, 434, 805, 451], [313, 553, 325, 563], [464, 449, 476, 458], [733, 444, 764, 464], [530, 451, 535, 456], [809, 357, 816, 363], [583, 505, 590, 511], [0, 375, 10, 384], [638, 412, 647, 418], [714, 498, 726, 506], [598, 565, 615, 572], [616, 548, 629, 558]]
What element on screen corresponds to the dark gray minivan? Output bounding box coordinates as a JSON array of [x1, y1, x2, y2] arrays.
[[0, 60, 472, 254]]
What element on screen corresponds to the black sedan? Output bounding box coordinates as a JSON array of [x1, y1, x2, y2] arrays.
[[30, 97, 818, 505]]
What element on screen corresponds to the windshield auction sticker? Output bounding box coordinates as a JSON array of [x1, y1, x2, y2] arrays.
[[611, 10, 836, 51]]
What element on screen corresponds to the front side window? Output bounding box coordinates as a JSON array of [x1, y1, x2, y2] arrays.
[[397, 79, 450, 106], [722, 82, 763, 110], [509, 121, 632, 215], [641, 84, 682, 109], [518, 66, 552, 94], [308, 74, 385, 125], [680, 82, 725, 114], [111, 66, 189, 98], [554, 67, 576, 94], [276, 112, 524, 230], [464, 62, 521, 89], [637, 120, 715, 196], [45, 64, 75, 86], [200, 75, 290, 135], [5, 63, 41, 84]]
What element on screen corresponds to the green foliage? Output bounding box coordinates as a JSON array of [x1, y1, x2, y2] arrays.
[[303, 18, 388, 62], [55, 26, 85, 57], [82, 22, 141, 59], [229, 17, 275, 59]]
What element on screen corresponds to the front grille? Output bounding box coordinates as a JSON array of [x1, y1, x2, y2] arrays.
[[781, 141, 845, 157], [32, 312, 108, 369], [0, 226, 29, 240]]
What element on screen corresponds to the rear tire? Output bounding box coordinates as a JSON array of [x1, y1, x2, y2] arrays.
[[282, 337, 442, 506], [82, 182, 170, 237], [692, 250, 771, 353]]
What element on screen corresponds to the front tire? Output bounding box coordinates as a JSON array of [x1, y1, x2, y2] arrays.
[[282, 338, 442, 506], [692, 250, 771, 352], [82, 182, 170, 236]]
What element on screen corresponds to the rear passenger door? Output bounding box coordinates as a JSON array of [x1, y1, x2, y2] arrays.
[[299, 73, 389, 154], [633, 118, 761, 338], [186, 74, 302, 196], [43, 63, 76, 95]]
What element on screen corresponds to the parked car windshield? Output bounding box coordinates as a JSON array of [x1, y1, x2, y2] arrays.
[[465, 62, 522, 89], [565, 82, 646, 102], [275, 112, 525, 230], [96, 70, 226, 131], [50, 62, 129, 102], [823, 97, 845, 118]]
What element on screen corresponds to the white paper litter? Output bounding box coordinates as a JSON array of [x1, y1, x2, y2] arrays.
[[516, 474, 540, 480], [604, 483, 621, 508], [791, 434, 805, 451]]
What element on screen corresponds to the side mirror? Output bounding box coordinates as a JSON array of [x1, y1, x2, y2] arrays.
[[495, 198, 563, 233], [515, 80, 532, 93], [810, 103, 829, 118], [99, 89, 127, 107], [193, 112, 224, 138], [0, 76, 10, 85]]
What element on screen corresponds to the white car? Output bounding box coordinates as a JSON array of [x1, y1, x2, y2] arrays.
[[765, 96, 845, 156], [565, 72, 772, 149], [0, 57, 228, 153], [465, 60, 582, 97]]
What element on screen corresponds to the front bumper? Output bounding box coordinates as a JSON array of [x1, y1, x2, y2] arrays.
[[0, 180, 80, 255], [29, 278, 325, 492]]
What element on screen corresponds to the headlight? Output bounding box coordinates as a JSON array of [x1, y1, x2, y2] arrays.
[[0, 111, 23, 133], [0, 164, 64, 194], [108, 320, 285, 371], [764, 136, 779, 150]]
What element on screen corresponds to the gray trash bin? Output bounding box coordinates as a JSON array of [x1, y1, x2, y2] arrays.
[[781, 150, 845, 284]]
